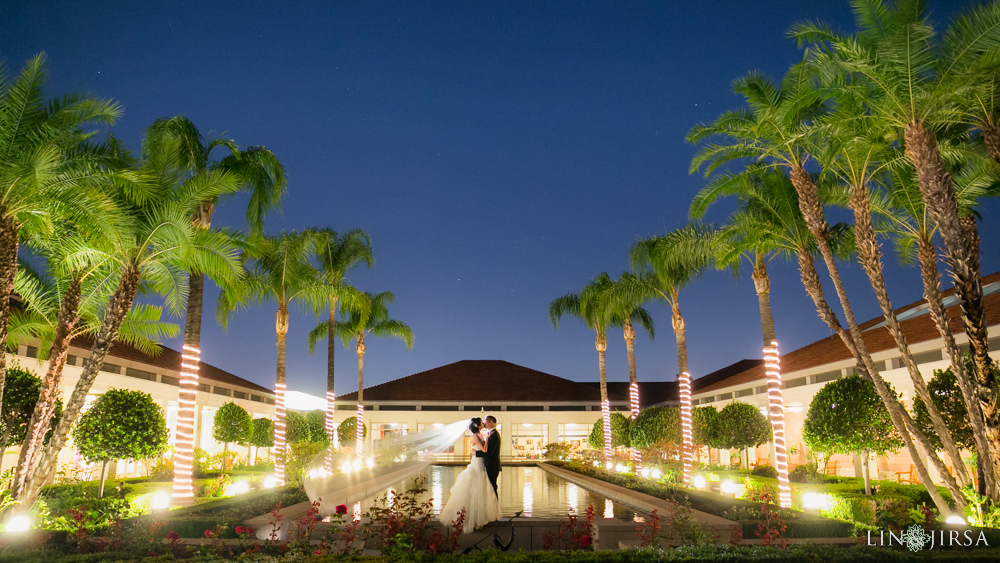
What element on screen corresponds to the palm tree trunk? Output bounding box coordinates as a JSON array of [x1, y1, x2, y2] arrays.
[[325, 299, 337, 470], [18, 264, 142, 507], [752, 260, 776, 343], [172, 271, 204, 504], [917, 237, 995, 497], [623, 321, 641, 468], [594, 332, 611, 464], [797, 251, 867, 370], [754, 261, 791, 507], [790, 164, 962, 513], [671, 301, 694, 486], [905, 121, 1000, 499], [850, 181, 970, 487], [981, 120, 1000, 165], [356, 335, 366, 461], [12, 276, 82, 498], [0, 215, 20, 414], [274, 303, 289, 486]]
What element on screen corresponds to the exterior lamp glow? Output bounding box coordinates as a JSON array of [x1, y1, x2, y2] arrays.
[[693, 475, 707, 489], [151, 492, 171, 510], [226, 481, 250, 496], [366, 458, 375, 469], [803, 492, 830, 511], [650, 469, 662, 480], [946, 516, 967, 525], [640, 468, 650, 479], [5, 515, 30, 533], [615, 464, 628, 473], [263, 475, 278, 489], [720, 480, 736, 494], [352, 460, 362, 471]]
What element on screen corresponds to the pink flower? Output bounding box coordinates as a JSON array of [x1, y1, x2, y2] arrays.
[[235, 526, 245, 534], [580, 535, 593, 547], [204, 529, 214, 538], [335, 504, 348, 515], [314, 550, 322, 555]]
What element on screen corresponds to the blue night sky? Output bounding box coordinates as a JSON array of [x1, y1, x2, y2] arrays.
[[3, 1, 995, 398]]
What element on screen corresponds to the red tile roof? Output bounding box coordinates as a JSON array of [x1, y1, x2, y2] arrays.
[[694, 271, 1000, 395], [70, 336, 273, 395], [336, 360, 629, 403]]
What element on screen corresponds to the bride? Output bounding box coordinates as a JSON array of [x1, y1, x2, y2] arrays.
[[437, 417, 502, 532]]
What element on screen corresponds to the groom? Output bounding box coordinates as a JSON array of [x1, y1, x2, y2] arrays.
[[478, 415, 501, 497]]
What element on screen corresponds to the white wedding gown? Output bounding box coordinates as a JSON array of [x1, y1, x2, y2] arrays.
[[437, 443, 502, 533]]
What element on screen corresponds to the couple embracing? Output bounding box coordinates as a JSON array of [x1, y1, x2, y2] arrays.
[[438, 415, 502, 533]]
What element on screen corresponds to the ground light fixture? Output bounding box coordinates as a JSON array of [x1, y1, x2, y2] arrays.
[[650, 469, 662, 480], [693, 475, 707, 489], [946, 516, 968, 525], [4, 515, 30, 533], [151, 492, 171, 511], [763, 341, 792, 508], [802, 492, 831, 511], [226, 481, 250, 496], [263, 475, 278, 489], [720, 480, 737, 495]]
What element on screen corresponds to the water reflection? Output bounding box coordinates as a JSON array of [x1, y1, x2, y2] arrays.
[[357, 465, 638, 520]]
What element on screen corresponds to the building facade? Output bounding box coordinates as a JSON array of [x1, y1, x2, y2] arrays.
[[3, 338, 275, 479]]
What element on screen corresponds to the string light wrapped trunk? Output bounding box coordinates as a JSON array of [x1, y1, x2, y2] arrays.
[[679, 371, 693, 486], [356, 403, 365, 460], [324, 391, 336, 471], [273, 382, 287, 485], [764, 341, 792, 508], [601, 400, 612, 463], [172, 345, 200, 503], [629, 382, 641, 469]]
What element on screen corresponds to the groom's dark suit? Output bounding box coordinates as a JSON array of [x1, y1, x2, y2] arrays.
[[476, 429, 502, 497]]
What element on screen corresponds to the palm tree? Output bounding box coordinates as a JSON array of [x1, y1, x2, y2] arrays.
[[307, 228, 372, 470], [0, 52, 121, 409], [603, 272, 654, 468], [143, 116, 286, 502], [689, 65, 964, 512], [18, 137, 241, 506], [629, 224, 716, 485], [874, 161, 998, 494], [690, 167, 814, 507], [810, 107, 973, 490], [218, 230, 326, 485], [791, 0, 1000, 498], [9, 229, 176, 497], [550, 273, 618, 464], [334, 290, 413, 460]]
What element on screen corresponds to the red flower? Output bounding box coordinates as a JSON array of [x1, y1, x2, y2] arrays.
[[335, 504, 348, 515], [246, 526, 255, 534], [235, 526, 245, 534], [166, 531, 180, 541], [313, 550, 322, 555], [204, 529, 214, 538], [580, 535, 593, 546]]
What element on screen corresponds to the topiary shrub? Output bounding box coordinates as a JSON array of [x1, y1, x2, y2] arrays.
[[588, 412, 631, 449], [789, 463, 824, 484], [752, 465, 778, 479]]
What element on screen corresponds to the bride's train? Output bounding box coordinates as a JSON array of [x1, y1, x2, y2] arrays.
[[438, 456, 502, 533]]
